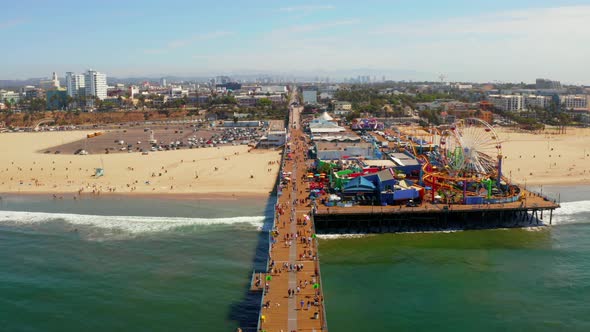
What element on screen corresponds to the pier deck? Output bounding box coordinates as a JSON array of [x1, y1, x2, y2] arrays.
[[253, 104, 327, 331], [316, 189, 558, 215]]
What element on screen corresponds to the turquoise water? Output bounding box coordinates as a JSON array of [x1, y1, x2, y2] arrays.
[[320, 186, 590, 331], [1, 186, 589, 331]]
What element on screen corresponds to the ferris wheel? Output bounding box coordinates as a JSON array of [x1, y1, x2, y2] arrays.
[[438, 118, 502, 176]]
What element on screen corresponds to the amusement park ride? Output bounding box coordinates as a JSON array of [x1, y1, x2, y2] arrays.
[[414, 118, 517, 205]]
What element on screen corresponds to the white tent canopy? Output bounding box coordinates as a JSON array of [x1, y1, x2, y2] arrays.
[[319, 111, 333, 121]]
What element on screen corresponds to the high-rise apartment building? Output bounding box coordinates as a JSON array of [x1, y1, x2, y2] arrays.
[[65, 72, 86, 97], [524, 95, 553, 109], [84, 69, 107, 100], [488, 94, 524, 112], [560, 95, 588, 110]]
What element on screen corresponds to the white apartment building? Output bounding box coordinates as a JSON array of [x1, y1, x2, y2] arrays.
[[84, 70, 107, 100], [560, 95, 588, 110], [65, 72, 86, 97], [169, 87, 189, 98], [524, 95, 552, 109], [488, 94, 523, 112], [0, 90, 21, 104]]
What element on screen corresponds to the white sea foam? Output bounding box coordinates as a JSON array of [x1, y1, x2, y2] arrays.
[[552, 200, 590, 225], [316, 233, 374, 240], [0, 210, 266, 234]]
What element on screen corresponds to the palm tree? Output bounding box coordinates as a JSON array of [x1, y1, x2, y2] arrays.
[[3, 98, 11, 111]]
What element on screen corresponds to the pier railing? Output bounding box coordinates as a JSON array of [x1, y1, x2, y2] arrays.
[[512, 180, 561, 205], [310, 207, 329, 331], [254, 118, 290, 331]]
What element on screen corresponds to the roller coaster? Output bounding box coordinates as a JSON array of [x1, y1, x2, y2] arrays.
[[408, 119, 520, 204]]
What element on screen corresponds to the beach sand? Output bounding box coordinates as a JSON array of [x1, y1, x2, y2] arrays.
[[1, 126, 589, 197], [499, 127, 590, 186], [0, 131, 282, 196]]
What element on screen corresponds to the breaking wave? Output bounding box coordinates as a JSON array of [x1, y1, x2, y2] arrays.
[[316, 234, 374, 240], [551, 200, 590, 225], [0, 210, 266, 234]]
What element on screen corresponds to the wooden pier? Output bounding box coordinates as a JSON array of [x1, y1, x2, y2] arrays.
[[248, 102, 328, 331], [313, 190, 559, 233]]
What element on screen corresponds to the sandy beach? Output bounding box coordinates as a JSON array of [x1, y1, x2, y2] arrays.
[[499, 127, 590, 186], [0, 127, 588, 197], [0, 131, 282, 196]]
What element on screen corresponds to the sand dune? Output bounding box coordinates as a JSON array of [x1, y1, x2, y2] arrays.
[[0, 131, 282, 196]]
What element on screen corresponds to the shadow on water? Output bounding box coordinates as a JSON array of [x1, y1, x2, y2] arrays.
[[227, 191, 276, 331], [315, 210, 548, 234]]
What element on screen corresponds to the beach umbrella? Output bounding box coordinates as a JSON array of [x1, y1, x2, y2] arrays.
[[313, 283, 320, 289], [265, 275, 272, 281], [314, 173, 321, 176]]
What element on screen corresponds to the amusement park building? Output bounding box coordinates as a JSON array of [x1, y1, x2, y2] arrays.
[[351, 168, 422, 204], [387, 152, 421, 175], [315, 142, 376, 160]]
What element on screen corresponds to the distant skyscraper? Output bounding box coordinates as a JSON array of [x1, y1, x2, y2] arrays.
[[65, 72, 85, 97], [52, 72, 60, 88], [536, 78, 561, 90], [84, 69, 107, 100], [160, 77, 167, 87]]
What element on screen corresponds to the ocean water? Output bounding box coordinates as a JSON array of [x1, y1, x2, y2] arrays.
[[1, 186, 589, 331], [319, 186, 590, 331], [0, 195, 274, 331]]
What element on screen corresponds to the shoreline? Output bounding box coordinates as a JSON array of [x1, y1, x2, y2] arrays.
[[0, 190, 273, 202]]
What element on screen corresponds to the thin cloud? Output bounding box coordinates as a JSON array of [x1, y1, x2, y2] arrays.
[[144, 31, 234, 55], [278, 19, 359, 34], [278, 5, 335, 13], [372, 5, 590, 37]]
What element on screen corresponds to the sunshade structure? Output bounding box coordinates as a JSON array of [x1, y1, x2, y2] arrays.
[[343, 176, 376, 193]]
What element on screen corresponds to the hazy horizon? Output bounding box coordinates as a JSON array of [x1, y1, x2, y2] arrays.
[[2, 0, 590, 84]]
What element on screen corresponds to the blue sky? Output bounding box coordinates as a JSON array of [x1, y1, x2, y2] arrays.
[[2, 0, 589, 83]]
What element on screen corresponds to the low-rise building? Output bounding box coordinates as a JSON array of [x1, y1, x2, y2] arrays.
[[46, 89, 68, 110], [315, 141, 376, 160], [302, 89, 317, 104], [333, 101, 352, 115], [0, 90, 21, 104], [259, 120, 287, 147]]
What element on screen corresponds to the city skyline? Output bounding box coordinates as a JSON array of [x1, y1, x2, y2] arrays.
[[2, 0, 590, 84]]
